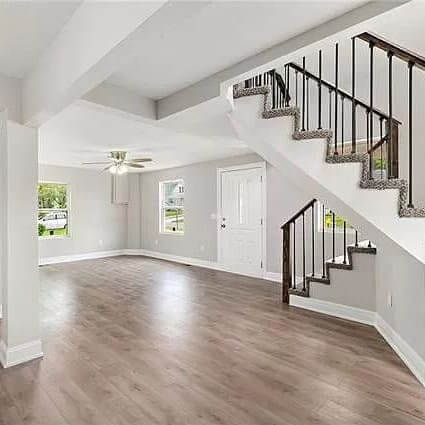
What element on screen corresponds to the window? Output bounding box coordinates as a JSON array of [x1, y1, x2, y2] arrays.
[[160, 179, 184, 234], [38, 182, 69, 238], [318, 204, 354, 233]]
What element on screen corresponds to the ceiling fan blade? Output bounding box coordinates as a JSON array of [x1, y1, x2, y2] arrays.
[[126, 163, 145, 169], [102, 164, 114, 172], [129, 158, 152, 162], [82, 161, 112, 165]]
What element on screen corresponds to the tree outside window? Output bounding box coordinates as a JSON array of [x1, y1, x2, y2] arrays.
[[38, 183, 69, 238]]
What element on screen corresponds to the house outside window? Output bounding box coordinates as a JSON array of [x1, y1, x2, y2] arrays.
[[160, 179, 184, 234], [38, 182, 70, 238]]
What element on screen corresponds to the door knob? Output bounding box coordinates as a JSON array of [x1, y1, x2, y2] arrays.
[[221, 223, 226, 228]]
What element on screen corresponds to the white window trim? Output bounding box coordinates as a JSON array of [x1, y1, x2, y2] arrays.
[[38, 181, 71, 240], [159, 179, 184, 236], [317, 202, 355, 234]]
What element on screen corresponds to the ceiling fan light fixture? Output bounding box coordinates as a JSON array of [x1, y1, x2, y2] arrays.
[[109, 164, 118, 174], [117, 164, 128, 175]]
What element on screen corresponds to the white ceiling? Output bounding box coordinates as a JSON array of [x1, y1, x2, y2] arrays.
[[39, 101, 250, 171], [0, 1, 80, 79], [108, 0, 368, 100]]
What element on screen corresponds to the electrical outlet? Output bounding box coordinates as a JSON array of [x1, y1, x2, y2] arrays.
[[200, 245, 205, 252], [388, 292, 393, 308], [99, 239, 103, 247], [154, 239, 158, 245]]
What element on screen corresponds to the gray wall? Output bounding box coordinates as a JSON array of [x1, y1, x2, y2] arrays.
[[128, 154, 313, 274], [375, 234, 425, 361], [39, 164, 128, 260]]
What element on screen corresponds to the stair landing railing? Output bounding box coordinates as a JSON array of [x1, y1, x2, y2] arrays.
[[281, 199, 368, 304], [237, 31, 425, 209]]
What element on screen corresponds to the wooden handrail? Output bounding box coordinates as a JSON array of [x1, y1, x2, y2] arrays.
[[288, 62, 401, 125], [358, 32, 425, 71], [281, 198, 316, 229]]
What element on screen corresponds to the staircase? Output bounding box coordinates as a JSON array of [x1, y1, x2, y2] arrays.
[[229, 31, 425, 277], [280, 198, 376, 302]]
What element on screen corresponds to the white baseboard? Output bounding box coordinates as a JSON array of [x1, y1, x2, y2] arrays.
[[124, 248, 280, 283], [290, 295, 376, 325], [375, 314, 425, 387], [0, 339, 43, 368], [290, 294, 425, 387], [264, 272, 280, 282], [39, 249, 126, 266]]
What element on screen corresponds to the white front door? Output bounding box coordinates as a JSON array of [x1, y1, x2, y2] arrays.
[[218, 165, 264, 277]]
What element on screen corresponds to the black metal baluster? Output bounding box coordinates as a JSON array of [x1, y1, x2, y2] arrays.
[[334, 43, 339, 155], [302, 213, 306, 291], [408, 60, 414, 208], [380, 118, 383, 180], [388, 51, 393, 178], [343, 221, 347, 264], [285, 64, 290, 107], [355, 230, 358, 247], [306, 77, 310, 131], [295, 70, 299, 108], [318, 50, 322, 129], [341, 95, 344, 155], [366, 110, 370, 166], [293, 220, 296, 289], [368, 240, 372, 248], [332, 212, 335, 262], [329, 89, 332, 129], [352, 37, 356, 153], [272, 70, 276, 109], [302, 56, 306, 131], [311, 203, 315, 277], [322, 204, 326, 278], [369, 42, 375, 179]]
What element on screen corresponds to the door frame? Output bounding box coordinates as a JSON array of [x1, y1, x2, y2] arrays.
[[216, 161, 267, 278]]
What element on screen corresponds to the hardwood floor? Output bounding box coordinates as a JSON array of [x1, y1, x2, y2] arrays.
[[1, 255, 425, 424]]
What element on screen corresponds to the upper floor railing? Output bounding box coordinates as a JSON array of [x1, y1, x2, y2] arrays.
[[236, 31, 425, 205]]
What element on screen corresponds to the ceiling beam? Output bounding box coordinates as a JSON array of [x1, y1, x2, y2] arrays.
[[82, 82, 156, 121], [22, 1, 209, 127], [157, 1, 408, 120]]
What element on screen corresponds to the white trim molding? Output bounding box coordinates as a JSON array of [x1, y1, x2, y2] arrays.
[[0, 339, 43, 368], [375, 314, 425, 388], [290, 295, 376, 325], [39, 249, 126, 266]]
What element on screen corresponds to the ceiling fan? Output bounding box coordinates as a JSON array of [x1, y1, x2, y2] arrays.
[[82, 151, 152, 175]]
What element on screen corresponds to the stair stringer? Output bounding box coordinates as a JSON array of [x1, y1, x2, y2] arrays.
[[228, 89, 425, 264], [310, 245, 377, 312]]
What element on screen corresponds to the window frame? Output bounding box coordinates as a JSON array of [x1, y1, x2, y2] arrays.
[[38, 181, 71, 240], [159, 179, 185, 235], [317, 202, 355, 234]]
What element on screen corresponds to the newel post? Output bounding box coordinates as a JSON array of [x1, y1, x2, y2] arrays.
[[281, 223, 291, 304]]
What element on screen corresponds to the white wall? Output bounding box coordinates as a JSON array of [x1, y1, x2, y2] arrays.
[[1, 117, 42, 366], [375, 233, 425, 361], [39, 164, 128, 261], [0, 74, 21, 123]]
